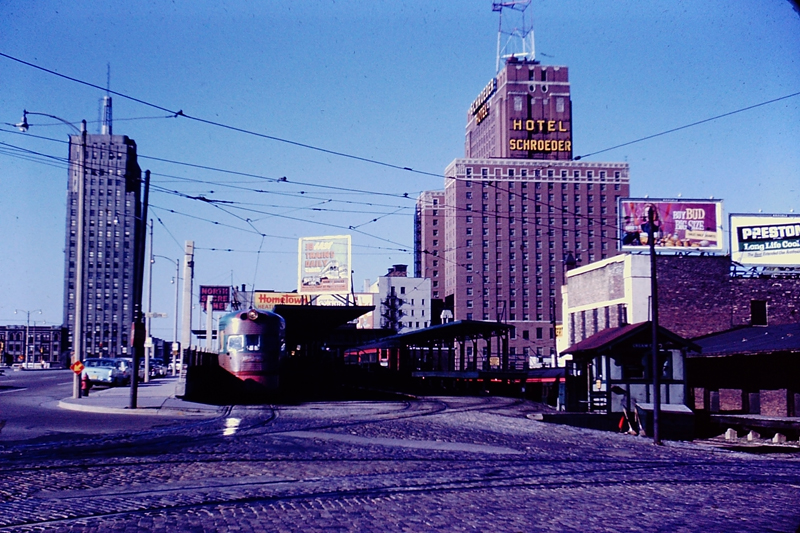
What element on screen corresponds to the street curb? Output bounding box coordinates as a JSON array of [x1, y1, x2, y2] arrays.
[[57, 400, 223, 418]]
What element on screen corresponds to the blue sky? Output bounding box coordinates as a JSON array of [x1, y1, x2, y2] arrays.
[[1, 1, 799, 339]]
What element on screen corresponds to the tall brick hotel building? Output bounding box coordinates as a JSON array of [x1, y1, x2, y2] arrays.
[[415, 57, 629, 369]]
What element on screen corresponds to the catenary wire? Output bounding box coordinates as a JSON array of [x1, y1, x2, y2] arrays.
[[4, 52, 797, 174], [0, 51, 442, 179]]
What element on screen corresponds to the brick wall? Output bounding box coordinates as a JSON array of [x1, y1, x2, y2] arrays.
[[657, 255, 800, 339], [568, 260, 625, 308], [760, 389, 789, 417], [719, 388, 743, 412]]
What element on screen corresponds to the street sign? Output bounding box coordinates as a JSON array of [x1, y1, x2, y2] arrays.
[[145, 312, 167, 318], [70, 361, 84, 374]]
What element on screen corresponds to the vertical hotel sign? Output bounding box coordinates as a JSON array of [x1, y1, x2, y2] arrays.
[[469, 77, 496, 125], [298, 235, 352, 295]]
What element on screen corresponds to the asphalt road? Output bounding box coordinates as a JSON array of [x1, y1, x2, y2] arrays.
[[0, 369, 189, 442], [0, 393, 799, 532]]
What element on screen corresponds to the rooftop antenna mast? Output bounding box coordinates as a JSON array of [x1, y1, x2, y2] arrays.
[[101, 63, 112, 135], [493, 0, 535, 73]]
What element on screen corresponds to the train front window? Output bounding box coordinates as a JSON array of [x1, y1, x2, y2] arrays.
[[245, 334, 261, 351], [227, 335, 244, 352]]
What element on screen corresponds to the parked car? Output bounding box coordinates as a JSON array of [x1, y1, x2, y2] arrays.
[[83, 358, 126, 386], [112, 358, 132, 384], [148, 359, 167, 378]]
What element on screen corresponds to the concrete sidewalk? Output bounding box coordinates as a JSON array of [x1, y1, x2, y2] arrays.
[[58, 376, 225, 417]]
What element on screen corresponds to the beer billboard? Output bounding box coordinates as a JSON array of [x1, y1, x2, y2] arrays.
[[298, 235, 352, 295], [730, 214, 800, 267], [618, 199, 723, 252]]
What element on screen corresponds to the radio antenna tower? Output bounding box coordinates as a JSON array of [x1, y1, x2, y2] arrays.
[[493, 0, 535, 73], [101, 63, 113, 135]]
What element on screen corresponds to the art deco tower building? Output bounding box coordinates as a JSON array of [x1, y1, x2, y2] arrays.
[[62, 97, 142, 358]]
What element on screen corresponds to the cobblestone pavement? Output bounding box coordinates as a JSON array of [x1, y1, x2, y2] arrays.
[[1, 396, 799, 532]]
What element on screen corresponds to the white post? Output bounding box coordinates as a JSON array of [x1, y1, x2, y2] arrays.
[[73, 121, 87, 398], [172, 258, 180, 376], [144, 219, 153, 383], [180, 241, 194, 376], [205, 296, 214, 351]]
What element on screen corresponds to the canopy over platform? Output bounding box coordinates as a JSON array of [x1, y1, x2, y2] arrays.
[[353, 319, 514, 350], [273, 304, 374, 343], [562, 321, 700, 362]]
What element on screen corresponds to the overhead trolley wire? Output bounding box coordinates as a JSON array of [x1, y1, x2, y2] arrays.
[[0, 51, 442, 179], [3, 51, 797, 176], [0, 126, 425, 205]]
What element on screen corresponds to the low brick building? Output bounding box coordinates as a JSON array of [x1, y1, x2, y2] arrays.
[[560, 254, 800, 354], [0, 325, 69, 368], [558, 253, 800, 418]]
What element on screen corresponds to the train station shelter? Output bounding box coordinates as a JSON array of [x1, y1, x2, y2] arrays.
[[561, 321, 699, 414]]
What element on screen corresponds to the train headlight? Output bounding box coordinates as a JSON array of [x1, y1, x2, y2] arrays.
[[247, 309, 260, 321]]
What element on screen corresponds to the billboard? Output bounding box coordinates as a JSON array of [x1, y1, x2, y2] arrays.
[[730, 214, 800, 267], [619, 199, 723, 252], [199, 285, 230, 311], [253, 292, 307, 311], [298, 235, 352, 295]]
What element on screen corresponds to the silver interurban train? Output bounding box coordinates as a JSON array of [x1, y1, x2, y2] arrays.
[[217, 309, 286, 391]]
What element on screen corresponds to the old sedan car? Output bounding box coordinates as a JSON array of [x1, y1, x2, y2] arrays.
[[83, 358, 126, 386]]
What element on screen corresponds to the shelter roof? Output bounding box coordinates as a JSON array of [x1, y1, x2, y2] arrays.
[[562, 321, 700, 359], [691, 322, 800, 357], [274, 304, 374, 341], [349, 320, 513, 350]]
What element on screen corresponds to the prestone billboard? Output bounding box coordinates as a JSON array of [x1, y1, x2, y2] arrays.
[[730, 214, 800, 267]]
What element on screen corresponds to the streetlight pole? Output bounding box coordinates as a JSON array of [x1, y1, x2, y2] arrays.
[[144, 219, 154, 383], [15, 309, 41, 368], [153, 255, 181, 376], [17, 111, 85, 398]]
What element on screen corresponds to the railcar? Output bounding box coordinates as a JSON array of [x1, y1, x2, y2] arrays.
[[217, 309, 286, 391]]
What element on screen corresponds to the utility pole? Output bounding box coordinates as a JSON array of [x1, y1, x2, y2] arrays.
[[647, 206, 662, 445], [130, 170, 150, 409], [15, 309, 41, 368]]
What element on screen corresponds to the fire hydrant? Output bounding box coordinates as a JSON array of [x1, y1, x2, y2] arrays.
[[81, 373, 92, 396]]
